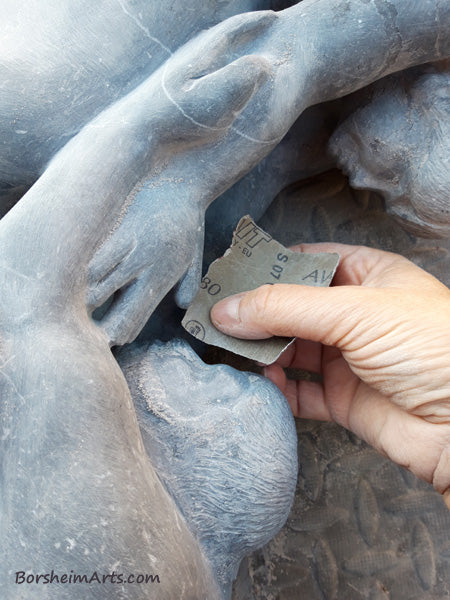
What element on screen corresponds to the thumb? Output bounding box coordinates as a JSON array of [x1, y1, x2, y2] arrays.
[[210, 283, 402, 349]]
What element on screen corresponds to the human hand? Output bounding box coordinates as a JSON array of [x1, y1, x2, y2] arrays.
[[210, 243, 450, 508]]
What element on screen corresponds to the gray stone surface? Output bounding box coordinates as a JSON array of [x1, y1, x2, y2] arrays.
[[118, 339, 298, 599], [330, 64, 450, 239]]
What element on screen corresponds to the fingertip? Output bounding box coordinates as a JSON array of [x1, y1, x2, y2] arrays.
[[274, 342, 296, 368], [211, 292, 273, 339], [288, 380, 332, 422], [443, 489, 450, 511], [263, 363, 286, 391], [210, 293, 244, 332]]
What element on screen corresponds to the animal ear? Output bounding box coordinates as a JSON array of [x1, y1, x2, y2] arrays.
[[181, 54, 272, 130]]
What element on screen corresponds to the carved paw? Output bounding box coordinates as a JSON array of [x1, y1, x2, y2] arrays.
[[87, 190, 204, 346]]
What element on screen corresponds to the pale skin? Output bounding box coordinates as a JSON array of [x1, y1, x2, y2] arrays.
[[210, 243, 450, 510]]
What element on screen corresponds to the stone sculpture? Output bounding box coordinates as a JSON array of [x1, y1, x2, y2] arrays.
[[1, 1, 449, 598], [0, 12, 296, 598], [118, 339, 297, 598], [329, 63, 450, 238], [205, 61, 450, 257]]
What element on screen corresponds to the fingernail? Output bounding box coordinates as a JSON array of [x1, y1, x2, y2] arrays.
[[210, 293, 245, 334]]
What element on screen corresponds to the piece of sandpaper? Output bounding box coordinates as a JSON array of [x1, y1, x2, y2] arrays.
[[182, 216, 339, 364]]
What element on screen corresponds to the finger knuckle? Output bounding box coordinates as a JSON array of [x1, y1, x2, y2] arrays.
[[248, 284, 278, 318]]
